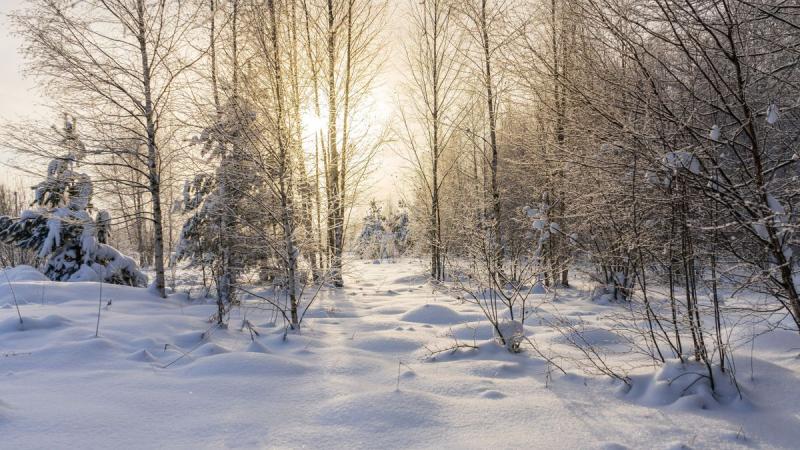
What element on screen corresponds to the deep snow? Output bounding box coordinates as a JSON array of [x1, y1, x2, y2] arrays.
[[1, 260, 800, 449]]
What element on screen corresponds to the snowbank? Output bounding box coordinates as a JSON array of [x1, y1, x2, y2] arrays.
[[0, 265, 49, 283], [400, 303, 476, 325], [0, 260, 798, 449]]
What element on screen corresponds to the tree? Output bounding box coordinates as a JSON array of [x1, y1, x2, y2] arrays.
[[458, 0, 508, 269], [0, 118, 146, 286], [12, 0, 205, 297], [0, 182, 36, 268], [402, 0, 464, 280], [312, 0, 386, 287], [356, 200, 387, 259]]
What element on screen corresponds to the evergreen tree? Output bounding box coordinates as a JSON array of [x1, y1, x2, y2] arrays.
[[389, 200, 411, 256], [0, 118, 146, 286], [356, 200, 388, 260]]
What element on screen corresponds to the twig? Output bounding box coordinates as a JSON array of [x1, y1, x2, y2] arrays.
[[2, 268, 23, 327], [395, 360, 415, 391], [95, 279, 103, 338], [422, 342, 479, 360]]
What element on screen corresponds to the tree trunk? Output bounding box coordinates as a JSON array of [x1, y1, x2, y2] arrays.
[[327, 0, 344, 287], [479, 0, 502, 269], [136, 0, 166, 298]]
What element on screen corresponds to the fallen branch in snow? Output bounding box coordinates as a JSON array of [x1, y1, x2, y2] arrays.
[[536, 304, 632, 385], [161, 323, 221, 368], [422, 341, 479, 360], [162, 344, 195, 368], [2, 351, 32, 358], [668, 371, 712, 396], [242, 320, 260, 342], [236, 286, 294, 328]]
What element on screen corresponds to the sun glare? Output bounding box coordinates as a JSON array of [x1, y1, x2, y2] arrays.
[[301, 111, 327, 134]]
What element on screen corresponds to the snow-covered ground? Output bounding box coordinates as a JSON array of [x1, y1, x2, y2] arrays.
[[1, 260, 799, 449]]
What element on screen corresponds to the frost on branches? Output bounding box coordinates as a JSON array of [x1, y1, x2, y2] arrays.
[[175, 97, 265, 312], [0, 118, 147, 287]]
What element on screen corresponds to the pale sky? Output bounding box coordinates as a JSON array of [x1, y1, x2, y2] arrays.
[[0, 0, 44, 120], [0, 0, 45, 186]]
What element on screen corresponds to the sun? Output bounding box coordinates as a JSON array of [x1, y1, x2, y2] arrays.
[[301, 110, 327, 134]]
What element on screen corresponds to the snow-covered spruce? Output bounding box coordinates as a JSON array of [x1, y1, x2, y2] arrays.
[[0, 119, 146, 287], [356, 200, 410, 260]]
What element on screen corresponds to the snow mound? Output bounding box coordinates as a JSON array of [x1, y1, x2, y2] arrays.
[[350, 334, 421, 353], [467, 361, 530, 379], [0, 266, 49, 282], [170, 331, 206, 348], [599, 444, 630, 450], [316, 391, 441, 431], [180, 352, 311, 377], [0, 314, 71, 332], [193, 342, 230, 357], [480, 390, 506, 399], [245, 340, 271, 353], [127, 349, 159, 362], [557, 327, 624, 346], [494, 320, 525, 350], [400, 304, 473, 325], [531, 281, 546, 294], [622, 359, 746, 411]]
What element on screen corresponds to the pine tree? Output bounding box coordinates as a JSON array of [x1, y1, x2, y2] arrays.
[[356, 200, 388, 260], [389, 200, 411, 256], [0, 118, 146, 286]]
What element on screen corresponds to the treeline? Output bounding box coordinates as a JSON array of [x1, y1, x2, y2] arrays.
[[401, 0, 800, 377]]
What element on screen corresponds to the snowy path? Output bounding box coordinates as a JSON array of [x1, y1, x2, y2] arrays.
[[2, 260, 800, 449]]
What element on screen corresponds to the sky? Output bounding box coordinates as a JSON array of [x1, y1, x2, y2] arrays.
[[0, 0, 43, 120], [0, 0, 45, 187]]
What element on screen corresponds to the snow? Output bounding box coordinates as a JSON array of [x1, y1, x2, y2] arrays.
[[767, 103, 779, 125], [1, 259, 800, 449], [400, 303, 479, 325], [710, 124, 721, 141], [662, 151, 701, 176], [623, 359, 747, 411], [0, 265, 49, 282]]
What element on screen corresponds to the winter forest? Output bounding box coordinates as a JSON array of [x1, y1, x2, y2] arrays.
[[1, 0, 799, 448]]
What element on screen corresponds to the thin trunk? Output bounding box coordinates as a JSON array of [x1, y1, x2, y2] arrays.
[[136, 0, 166, 298], [266, 0, 300, 326], [289, 0, 319, 280], [327, 0, 344, 287], [479, 0, 501, 268]]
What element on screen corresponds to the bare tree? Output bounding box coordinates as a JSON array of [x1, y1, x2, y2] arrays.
[[401, 0, 464, 281]]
